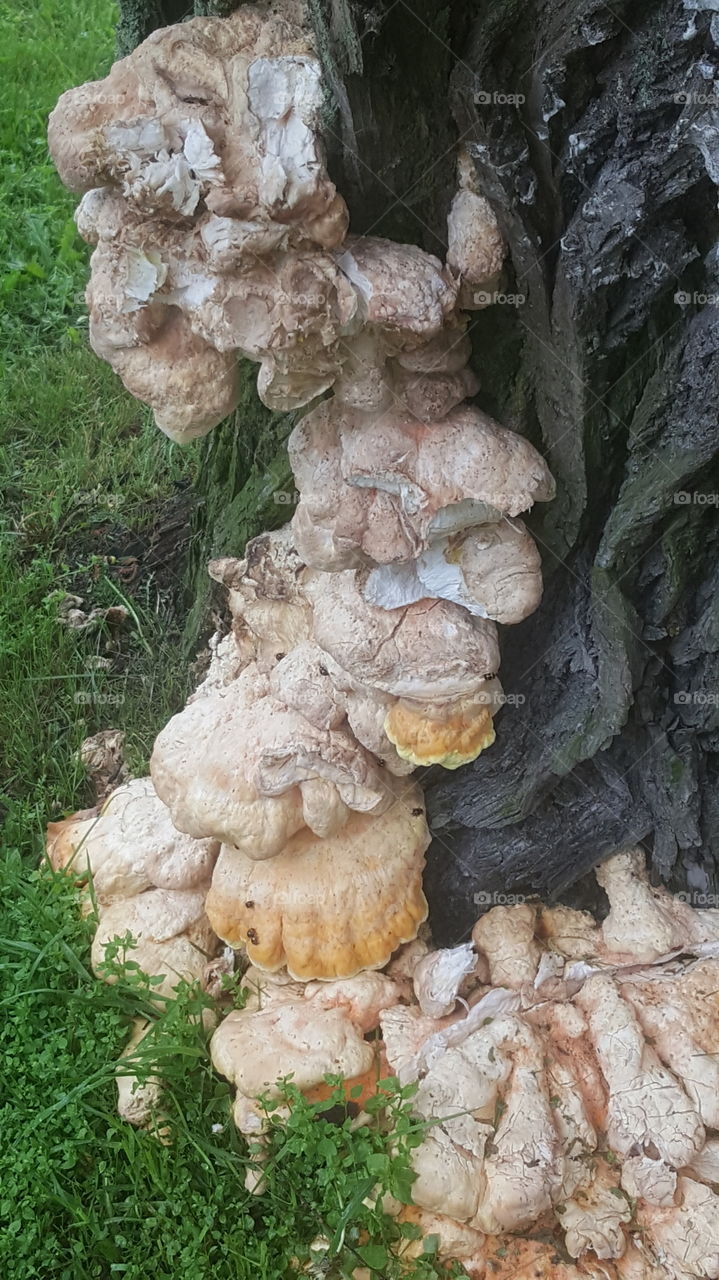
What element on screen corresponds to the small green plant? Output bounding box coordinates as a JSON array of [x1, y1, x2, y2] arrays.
[[92, 931, 462, 1277], [0, 856, 462, 1279], [253, 1078, 436, 1278]]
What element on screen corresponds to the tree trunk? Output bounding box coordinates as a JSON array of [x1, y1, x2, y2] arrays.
[[116, 0, 237, 56], [313, 0, 719, 940], [118, 0, 719, 937]]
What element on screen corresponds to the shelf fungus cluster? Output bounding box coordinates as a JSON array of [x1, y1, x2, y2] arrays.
[[47, 4, 511, 445], [63, 5, 719, 1276], [47, 788, 719, 1278], [47, 5, 555, 754]]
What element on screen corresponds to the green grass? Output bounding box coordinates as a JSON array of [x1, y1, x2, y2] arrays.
[[0, 0, 202, 827], [0, 345, 200, 830], [1, 851, 455, 1279], [0, 0, 115, 349], [0, 3, 457, 1276]]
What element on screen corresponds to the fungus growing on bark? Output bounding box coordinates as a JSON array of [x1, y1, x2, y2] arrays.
[[46, 777, 221, 1127], [194, 849, 716, 1269], [366, 850, 719, 1274], [203, 529, 506, 770], [308, 567, 504, 768], [204, 791, 429, 980], [195, 847, 719, 1273], [48, 0, 556, 804], [90, 305, 242, 444], [308, 569, 501, 702], [412, 942, 479, 1018], [40, 8, 587, 1265], [362, 518, 543, 623], [595, 846, 719, 961], [447, 147, 507, 309], [210, 969, 398, 1192], [289, 401, 555, 574], [637, 1178, 719, 1280], [48, 12, 348, 234], [208, 528, 314, 672], [150, 663, 395, 855], [472, 903, 541, 988], [47, 6, 350, 434], [91, 888, 218, 999], [116, 1018, 164, 1130], [46, 776, 219, 903], [48, 13, 513, 442], [210, 969, 398, 1111]]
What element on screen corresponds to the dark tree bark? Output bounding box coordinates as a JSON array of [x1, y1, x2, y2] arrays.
[[304, 0, 719, 939], [117, 0, 719, 936], [116, 0, 237, 56]]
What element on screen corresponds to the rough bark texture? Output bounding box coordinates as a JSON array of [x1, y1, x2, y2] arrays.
[[116, 0, 237, 56], [117, 0, 719, 940], [308, 0, 719, 940]]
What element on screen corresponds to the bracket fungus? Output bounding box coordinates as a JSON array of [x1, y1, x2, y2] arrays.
[[48, 2, 553, 778], [288, 401, 555, 574], [47, 778, 220, 999], [47, 779, 221, 1127], [48, 5, 350, 437], [176, 848, 719, 1277], [447, 148, 507, 310], [47, 775, 219, 903], [59, 8, 719, 1275], [204, 793, 429, 980], [150, 662, 396, 855]]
